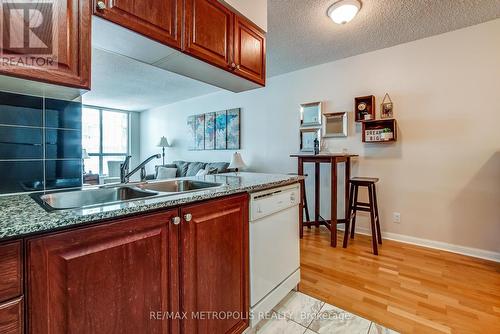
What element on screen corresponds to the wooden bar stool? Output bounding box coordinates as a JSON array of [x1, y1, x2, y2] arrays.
[[343, 177, 382, 255]]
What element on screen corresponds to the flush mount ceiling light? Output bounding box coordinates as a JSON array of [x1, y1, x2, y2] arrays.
[[327, 0, 361, 25]]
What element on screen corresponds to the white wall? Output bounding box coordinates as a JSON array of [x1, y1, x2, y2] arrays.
[[141, 19, 500, 255]]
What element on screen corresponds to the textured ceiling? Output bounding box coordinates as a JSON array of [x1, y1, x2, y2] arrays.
[[86, 1, 500, 110], [267, 0, 500, 76], [82, 48, 219, 111]]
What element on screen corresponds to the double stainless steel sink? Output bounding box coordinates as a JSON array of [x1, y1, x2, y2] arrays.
[[32, 179, 224, 211]]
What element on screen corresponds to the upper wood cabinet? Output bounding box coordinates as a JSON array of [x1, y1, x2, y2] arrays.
[[184, 0, 234, 70], [27, 210, 177, 334], [0, 0, 91, 89], [180, 194, 249, 334], [183, 0, 266, 86], [234, 15, 266, 85], [93, 0, 182, 49]]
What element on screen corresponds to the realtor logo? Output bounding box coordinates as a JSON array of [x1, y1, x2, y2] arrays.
[[1, 0, 57, 68]]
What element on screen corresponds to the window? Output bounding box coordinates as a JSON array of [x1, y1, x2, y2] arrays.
[[82, 106, 129, 176]]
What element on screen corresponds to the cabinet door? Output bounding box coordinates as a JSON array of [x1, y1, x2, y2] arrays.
[[0, 241, 22, 303], [27, 210, 179, 334], [180, 194, 249, 334], [0, 0, 91, 89], [184, 0, 234, 70], [0, 297, 23, 334], [233, 15, 266, 85], [94, 0, 182, 49]]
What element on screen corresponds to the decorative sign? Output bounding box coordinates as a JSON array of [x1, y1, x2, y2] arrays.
[[365, 129, 383, 142]]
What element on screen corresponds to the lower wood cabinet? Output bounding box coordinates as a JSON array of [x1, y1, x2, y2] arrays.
[[0, 296, 23, 334], [180, 193, 249, 334], [26, 193, 250, 334], [0, 241, 23, 334], [27, 210, 177, 334], [0, 241, 22, 303]]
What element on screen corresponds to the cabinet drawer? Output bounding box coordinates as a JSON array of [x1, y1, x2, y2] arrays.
[[0, 242, 23, 302], [0, 297, 23, 334]]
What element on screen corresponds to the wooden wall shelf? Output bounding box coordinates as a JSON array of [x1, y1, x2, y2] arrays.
[[355, 95, 375, 122], [362, 119, 397, 143]]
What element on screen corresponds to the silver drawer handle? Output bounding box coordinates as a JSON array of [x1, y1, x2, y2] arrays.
[[171, 216, 181, 225], [184, 213, 192, 222]]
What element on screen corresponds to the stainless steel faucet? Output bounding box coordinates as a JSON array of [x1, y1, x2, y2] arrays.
[[120, 154, 161, 183]]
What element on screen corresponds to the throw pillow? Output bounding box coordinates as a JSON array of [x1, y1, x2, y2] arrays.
[[156, 167, 177, 180], [186, 162, 207, 176], [195, 169, 208, 176]]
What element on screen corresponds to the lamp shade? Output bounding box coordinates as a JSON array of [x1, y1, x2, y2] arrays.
[[82, 149, 90, 159], [157, 136, 170, 148], [229, 152, 246, 170]]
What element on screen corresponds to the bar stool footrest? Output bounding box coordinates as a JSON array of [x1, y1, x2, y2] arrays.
[[354, 207, 371, 213]]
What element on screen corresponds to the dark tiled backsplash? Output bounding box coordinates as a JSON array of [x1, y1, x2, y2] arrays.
[[0, 91, 82, 195], [45, 98, 82, 130], [45, 160, 83, 190], [0, 126, 43, 159], [0, 93, 42, 127], [45, 129, 82, 160], [0, 160, 44, 193]]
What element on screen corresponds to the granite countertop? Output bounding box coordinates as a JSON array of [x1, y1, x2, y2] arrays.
[[0, 172, 302, 241]]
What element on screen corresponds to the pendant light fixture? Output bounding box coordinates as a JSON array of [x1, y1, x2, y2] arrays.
[[327, 0, 361, 25]]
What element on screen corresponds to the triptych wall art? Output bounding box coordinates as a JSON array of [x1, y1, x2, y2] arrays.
[[187, 108, 241, 150]]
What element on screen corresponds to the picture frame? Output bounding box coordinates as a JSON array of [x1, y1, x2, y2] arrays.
[[381, 93, 394, 119], [188, 109, 241, 151], [215, 110, 227, 150], [187, 115, 196, 150], [204, 112, 215, 150], [194, 114, 205, 150], [300, 102, 322, 127], [226, 108, 241, 149]]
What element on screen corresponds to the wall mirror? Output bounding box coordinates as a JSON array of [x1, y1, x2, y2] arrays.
[[300, 102, 322, 127], [300, 127, 321, 152], [322, 112, 348, 138]]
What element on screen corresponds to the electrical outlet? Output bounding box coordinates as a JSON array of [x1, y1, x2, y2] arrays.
[[393, 212, 401, 224]]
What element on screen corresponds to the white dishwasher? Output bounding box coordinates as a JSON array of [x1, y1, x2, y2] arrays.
[[249, 183, 301, 327]]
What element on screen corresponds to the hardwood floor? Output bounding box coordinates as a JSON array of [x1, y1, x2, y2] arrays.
[[299, 227, 500, 334]]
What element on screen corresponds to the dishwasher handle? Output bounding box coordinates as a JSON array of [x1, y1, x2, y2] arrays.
[[250, 185, 300, 221]]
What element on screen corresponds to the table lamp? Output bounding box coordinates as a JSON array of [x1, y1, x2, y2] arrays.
[[229, 152, 246, 174], [82, 149, 90, 174], [157, 136, 170, 165]]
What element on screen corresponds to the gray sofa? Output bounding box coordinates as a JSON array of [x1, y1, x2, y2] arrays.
[[148, 160, 230, 180]]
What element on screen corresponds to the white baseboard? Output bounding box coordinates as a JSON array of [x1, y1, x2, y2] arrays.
[[337, 225, 500, 263]]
